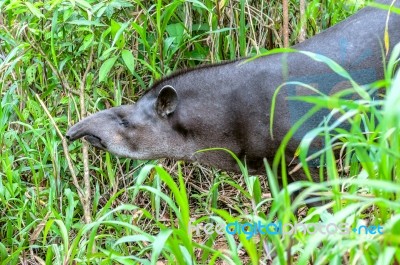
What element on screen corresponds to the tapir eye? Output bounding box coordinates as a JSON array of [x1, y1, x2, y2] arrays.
[[119, 119, 129, 128]]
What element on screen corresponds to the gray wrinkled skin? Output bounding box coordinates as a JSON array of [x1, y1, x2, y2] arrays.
[[66, 0, 400, 180]]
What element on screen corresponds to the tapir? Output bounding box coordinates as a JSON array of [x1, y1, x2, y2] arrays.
[[66, 0, 400, 182]]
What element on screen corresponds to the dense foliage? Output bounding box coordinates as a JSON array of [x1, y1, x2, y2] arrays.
[[1, 0, 399, 264]]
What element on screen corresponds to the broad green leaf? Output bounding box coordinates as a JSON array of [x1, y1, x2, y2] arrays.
[[25, 2, 44, 18], [99, 56, 118, 82], [111, 19, 121, 37], [187, 0, 210, 11], [27, 99, 42, 119], [75, 0, 92, 10], [166, 23, 185, 46], [113, 22, 129, 48], [78, 33, 94, 52], [121, 49, 135, 74], [95, 88, 110, 98], [99, 47, 117, 61], [26, 65, 36, 84], [63, 8, 73, 22]]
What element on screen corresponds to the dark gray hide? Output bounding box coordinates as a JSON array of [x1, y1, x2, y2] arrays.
[[66, 0, 400, 180]]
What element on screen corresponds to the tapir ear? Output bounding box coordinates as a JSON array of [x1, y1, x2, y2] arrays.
[[155, 85, 178, 118]]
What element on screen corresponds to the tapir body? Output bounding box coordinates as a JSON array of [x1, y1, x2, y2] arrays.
[[67, 0, 400, 180]]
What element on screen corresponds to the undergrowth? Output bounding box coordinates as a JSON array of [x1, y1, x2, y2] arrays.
[[1, 0, 400, 264]]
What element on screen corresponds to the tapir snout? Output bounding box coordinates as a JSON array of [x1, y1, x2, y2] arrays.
[[66, 107, 132, 153], [66, 121, 106, 150]]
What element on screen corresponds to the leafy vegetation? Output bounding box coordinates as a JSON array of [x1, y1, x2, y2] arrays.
[[1, 0, 399, 264]]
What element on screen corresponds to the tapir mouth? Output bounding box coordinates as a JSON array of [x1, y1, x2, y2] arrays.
[[83, 134, 107, 150]]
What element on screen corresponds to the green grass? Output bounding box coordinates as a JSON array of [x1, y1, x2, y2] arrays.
[[1, 0, 400, 264]]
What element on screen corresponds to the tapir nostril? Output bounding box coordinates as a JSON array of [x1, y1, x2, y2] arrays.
[[65, 130, 76, 141]]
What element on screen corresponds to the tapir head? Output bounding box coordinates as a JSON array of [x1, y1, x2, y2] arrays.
[[66, 85, 193, 160]]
